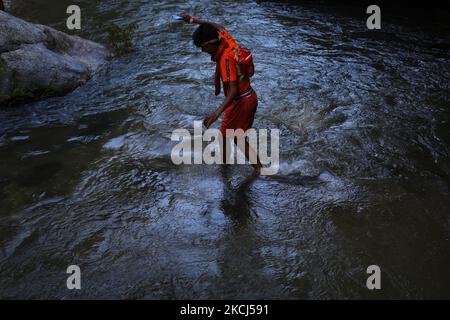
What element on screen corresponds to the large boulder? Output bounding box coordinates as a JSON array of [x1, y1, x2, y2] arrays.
[[0, 10, 109, 106]]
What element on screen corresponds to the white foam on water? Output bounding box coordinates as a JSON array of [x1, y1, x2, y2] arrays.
[[276, 159, 308, 175], [10, 135, 29, 141], [103, 135, 126, 150]]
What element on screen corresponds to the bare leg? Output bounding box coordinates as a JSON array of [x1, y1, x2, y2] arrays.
[[220, 134, 232, 165], [234, 137, 262, 175]]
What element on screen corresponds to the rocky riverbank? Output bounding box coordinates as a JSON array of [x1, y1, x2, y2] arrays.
[[0, 10, 109, 106]]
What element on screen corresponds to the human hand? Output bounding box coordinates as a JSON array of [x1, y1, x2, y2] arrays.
[[203, 114, 212, 128], [181, 15, 194, 24], [203, 111, 219, 128]]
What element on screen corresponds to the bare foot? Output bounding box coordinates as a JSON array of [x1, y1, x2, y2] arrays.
[[253, 164, 262, 175]]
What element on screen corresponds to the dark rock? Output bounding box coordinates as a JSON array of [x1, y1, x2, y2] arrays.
[[0, 10, 109, 106]]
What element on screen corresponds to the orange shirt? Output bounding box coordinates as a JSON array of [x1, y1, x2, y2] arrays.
[[214, 29, 251, 97]]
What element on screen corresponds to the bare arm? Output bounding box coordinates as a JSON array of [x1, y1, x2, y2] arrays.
[[181, 15, 224, 31], [204, 81, 238, 128]]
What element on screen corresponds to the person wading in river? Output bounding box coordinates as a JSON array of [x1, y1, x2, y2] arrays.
[[181, 15, 263, 175]]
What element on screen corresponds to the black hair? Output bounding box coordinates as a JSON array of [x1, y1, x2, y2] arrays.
[[192, 23, 219, 47]]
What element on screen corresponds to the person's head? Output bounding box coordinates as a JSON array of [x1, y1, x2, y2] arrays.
[[193, 23, 221, 56]]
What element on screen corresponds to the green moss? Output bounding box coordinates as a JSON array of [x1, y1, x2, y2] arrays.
[[0, 57, 6, 73], [11, 69, 21, 97], [105, 22, 138, 57]]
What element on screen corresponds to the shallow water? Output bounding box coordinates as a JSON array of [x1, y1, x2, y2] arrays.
[[1, 0, 450, 299]]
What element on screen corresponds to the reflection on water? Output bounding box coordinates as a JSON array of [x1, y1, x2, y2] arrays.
[[1, 0, 450, 299]]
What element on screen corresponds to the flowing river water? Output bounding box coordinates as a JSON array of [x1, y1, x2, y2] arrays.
[[1, 0, 450, 299]]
